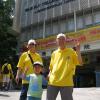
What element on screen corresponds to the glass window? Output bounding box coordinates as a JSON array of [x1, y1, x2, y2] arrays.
[[32, 25, 43, 39], [20, 12, 26, 27], [68, 18, 74, 31], [84, 14, 92, 26], [27, 11, 32, 26], [20, 33, 25, 42], [94, 12, 100, 24], [26, 29, 32, 40], [24, 0, 28, 9], [28, 0, 33, 6], [76, 16, 84, 29], [32, 27, 38, 39], [45, 24, 52, 37], [53, 22, 59, 34], [20, 32, 28, 42], [38, 26, 43, 39], [60, 20, 67, 33], [20, 0, 27, 27]]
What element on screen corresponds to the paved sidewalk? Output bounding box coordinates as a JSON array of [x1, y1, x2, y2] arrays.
[[43, 88, 100, 100], [0, 88, 100, 100]]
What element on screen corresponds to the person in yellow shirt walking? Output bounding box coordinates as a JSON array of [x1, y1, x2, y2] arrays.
[[16, 39, 43, 100], [46, 33, 83, 100], [0, 65, 3, 90], [2, 60, 13, 91]]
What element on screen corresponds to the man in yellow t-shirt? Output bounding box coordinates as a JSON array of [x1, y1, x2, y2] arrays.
[[47, 33, 83, 100], [2, 60, 12, 91], [16, 39, 43, 100]]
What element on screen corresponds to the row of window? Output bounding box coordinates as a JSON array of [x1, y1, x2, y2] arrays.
[[20, 0, 100, 27], [20, 10, 100, 42]]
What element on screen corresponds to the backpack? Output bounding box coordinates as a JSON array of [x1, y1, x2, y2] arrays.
[[3, 64, 9, 74]]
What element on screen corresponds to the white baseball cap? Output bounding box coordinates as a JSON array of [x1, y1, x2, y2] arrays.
[[56, 33, 66, 39], [28, 39, 36, 45], [34, 62, 43, 67]]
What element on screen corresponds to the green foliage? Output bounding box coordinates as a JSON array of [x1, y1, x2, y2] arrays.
[[0, 0, 17, 64]]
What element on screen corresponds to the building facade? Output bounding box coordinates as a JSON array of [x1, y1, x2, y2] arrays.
[[13, 0, 100, 87]]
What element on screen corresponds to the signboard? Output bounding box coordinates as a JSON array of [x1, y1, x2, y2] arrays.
[[25, 0, 75, 13], [36, 26, 100, 50], [34, 0, 75, 13], [81, 40, 100, 52]]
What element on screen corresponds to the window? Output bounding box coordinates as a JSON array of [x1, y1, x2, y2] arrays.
[[38, 26, 43, 39], [20, 33, 25, 42], [60, 20, 67, 33], [94, 12, 100, 24], [20, 12, 26, 27], [32, 27, 38, 39], [84, 14, 92, 26], [32, 25, 43, 39], [76, 16, 84, 29], [53, 22, 59, 34], [27, 33, 31, 40], [20, 0, 28, 27], [68, 18, 74, 31], [27, 11, 32, 26], [45, 24, 52, 37]]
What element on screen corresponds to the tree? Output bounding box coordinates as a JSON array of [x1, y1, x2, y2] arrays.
[[0, 0, 17, 64]]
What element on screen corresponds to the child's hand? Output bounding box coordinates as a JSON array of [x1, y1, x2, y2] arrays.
[[24, 67, 29, 73]]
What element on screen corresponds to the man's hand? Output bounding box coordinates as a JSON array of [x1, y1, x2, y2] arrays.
[[73, 39, 83, 65], [15, 68, 21, 84], [15, 75, 19, 84], [73, 39, 80, 52]]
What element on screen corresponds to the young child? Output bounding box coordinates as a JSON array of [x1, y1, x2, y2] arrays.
[[23, 61, 47, 100]]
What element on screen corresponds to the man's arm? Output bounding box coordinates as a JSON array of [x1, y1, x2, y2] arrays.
[[77, 50, 83, 66], [75, 43, 83, 66], [15, 67, 22, 84], [16, 53, 25, 83], [22, 67, 29, 79]]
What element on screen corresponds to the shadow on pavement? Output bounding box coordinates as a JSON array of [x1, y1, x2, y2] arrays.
[[0, 94, 10, 97]]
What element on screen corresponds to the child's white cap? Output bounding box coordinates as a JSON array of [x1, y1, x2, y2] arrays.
[[34, 62, 43, 67]]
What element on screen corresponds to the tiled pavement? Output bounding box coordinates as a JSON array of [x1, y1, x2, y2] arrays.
[[0, 88, 100, 100]]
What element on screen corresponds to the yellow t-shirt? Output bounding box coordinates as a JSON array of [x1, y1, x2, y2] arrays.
[[17, 51, 43, 84], [2, 63, 12, 78], [49, 48, 79, 86]]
